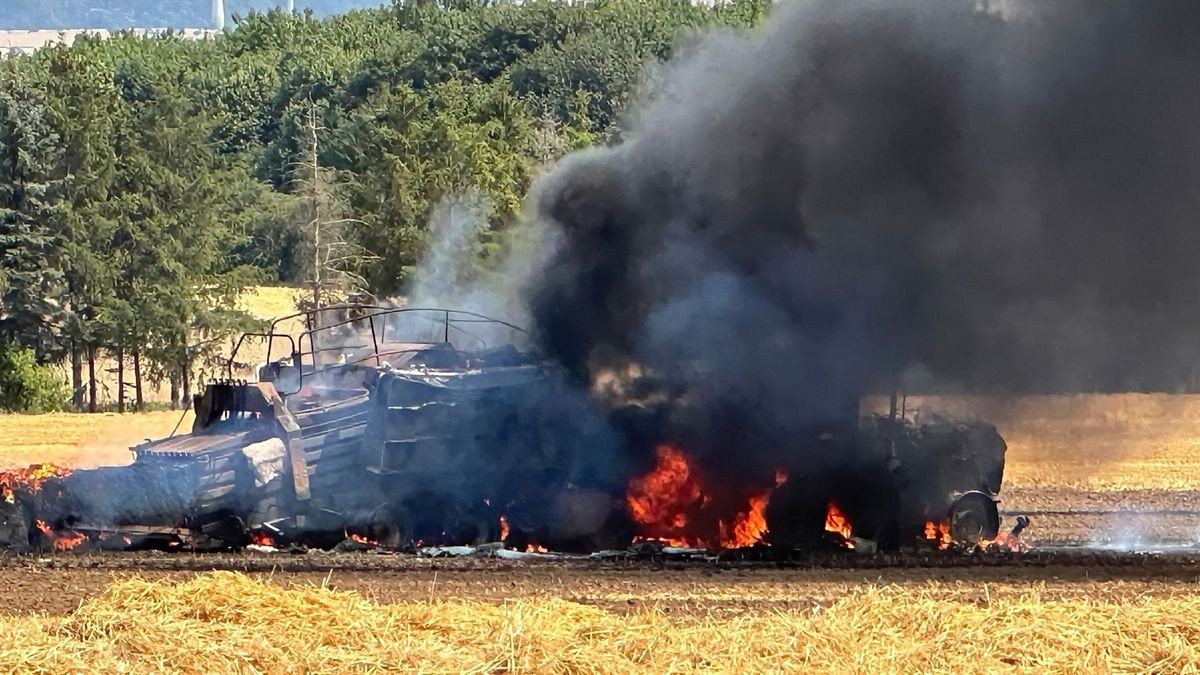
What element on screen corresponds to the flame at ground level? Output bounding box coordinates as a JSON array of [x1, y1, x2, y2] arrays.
[[825, 499, 854, 540], [35, 520, 86, 551], [925, 521, 953, 549], [344, 529, 381, 548], [250, 531, 276, 547], [924, 520, 1024, 551], [626, 444, 786, 549], [720, 493, 771, 549]]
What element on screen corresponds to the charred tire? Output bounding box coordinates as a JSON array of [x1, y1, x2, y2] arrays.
[[442, 512, 494, 546], [199, 514, 248, 549], [585, 508, 635, 552], [468, 515, 497, 546], [369, 504, 413, 549], [948, 491, 1000, 543], [504, 527, 531, 553]]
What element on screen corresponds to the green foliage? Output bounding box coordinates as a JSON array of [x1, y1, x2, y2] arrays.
[[0, 341, 69, 413], [0, 0, 772, 408]]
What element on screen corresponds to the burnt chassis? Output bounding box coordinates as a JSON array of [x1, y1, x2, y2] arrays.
[[865, 412, 1006, 546], [17, 303, 1008, 553], [31, 306, 619, 549], [766, 413, 1006, 550]]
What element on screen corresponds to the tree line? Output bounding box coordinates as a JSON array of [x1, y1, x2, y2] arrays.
[[0, 0, 771, 412]]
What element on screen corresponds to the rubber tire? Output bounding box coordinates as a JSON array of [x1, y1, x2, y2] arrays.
[[949, 491, 1000, 543]]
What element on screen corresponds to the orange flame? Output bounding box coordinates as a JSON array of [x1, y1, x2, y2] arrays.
[[721, 471, 791, 549], [96, 531, 133, 548], [626, 445, 703, 527], [980, 531, 1024, 552], [1, 464, 71, 502], [627, 444, 789, 549], [250, 531, 276, 547], [346, 530, 380, 547], [499, 515, 510, 542], [631, 536, 693, 547], [719, 493, 771, 548], [525, 543, 549, 554], [35, 520, 87, 551], [924, 520, 1025, 551], [924, 521, 954, 549], [824, 502, 854, 547]]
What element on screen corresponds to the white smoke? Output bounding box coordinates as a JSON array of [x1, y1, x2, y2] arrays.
[[405, 192, 547, 350]]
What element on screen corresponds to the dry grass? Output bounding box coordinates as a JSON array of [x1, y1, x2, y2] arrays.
[[2, 572, 1199, 673], [237, 286, 306, 321], [0, 410, 192, 470]]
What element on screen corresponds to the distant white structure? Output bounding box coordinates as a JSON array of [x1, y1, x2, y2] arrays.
[[0, 28, 218, 57], [213, 0, 227, 31]]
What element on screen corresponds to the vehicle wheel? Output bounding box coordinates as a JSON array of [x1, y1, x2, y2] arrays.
[[369, 504, 412, 549], [442, 512, 494, 546], [949, 491, 1000, 543], [199, 514, 247, 548], [467, 515, 497, 546]]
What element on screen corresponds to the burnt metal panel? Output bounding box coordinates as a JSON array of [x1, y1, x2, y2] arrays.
[[36, 460, 198, 529]]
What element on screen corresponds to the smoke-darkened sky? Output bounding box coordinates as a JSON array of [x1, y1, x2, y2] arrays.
[[525, 0, 1200, 489], [531, 0, 1200, 399]]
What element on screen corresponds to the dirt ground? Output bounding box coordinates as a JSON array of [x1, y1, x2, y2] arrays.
[[4, 550, 1200, 618]]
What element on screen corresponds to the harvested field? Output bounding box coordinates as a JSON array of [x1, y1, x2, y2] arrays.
[[0, 394, 1199, 670], [0, 410, 192, 469], [3, 570, 1200, 673], [5, 549, 1200, 615]]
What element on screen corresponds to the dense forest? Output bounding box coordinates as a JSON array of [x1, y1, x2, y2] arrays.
[[4, 0, 385, 30], [0, 0, 771, 411]]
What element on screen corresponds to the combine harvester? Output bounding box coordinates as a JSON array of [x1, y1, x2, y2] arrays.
[[6, 306, 623, 552], [1, 305, 1013, 554]]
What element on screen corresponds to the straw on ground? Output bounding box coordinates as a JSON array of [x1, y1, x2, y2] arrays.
[[2, 572, 1199, 673]]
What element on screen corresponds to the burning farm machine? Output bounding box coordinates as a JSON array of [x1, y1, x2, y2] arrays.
[[780, 411, 1014, 552], [0, 305, 1017, 555], [2, 306, 623, 553]]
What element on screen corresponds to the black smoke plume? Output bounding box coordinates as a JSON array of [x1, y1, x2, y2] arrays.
[[526, 0, 1200, 515]]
